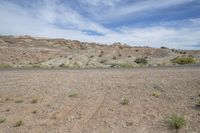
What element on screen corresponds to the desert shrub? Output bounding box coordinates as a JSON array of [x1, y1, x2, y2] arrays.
[[69, 93, 78, 98], [121, 98, 129, 105], [89, 55, 94, 58], [74, 62, 80, 68], [112, 56, 117, 60], [14, 120, 23, 127], [98, 54, 102, 57], [152, 91, 161, 98], [171, 57, 195, 65], [100, 60, 107, 64], [180, 51, 186, 54], [0, 118, 6, 124], [15, 99, 23, 103], [5, 97, 10, 101], [32, 64, 41, 68], [168, 115, 186, 129], [135, 58, 148, 65], [161, 46, 168, 49], [196, 98, 200, 108], [32, 110, 37, 114], [32, 64, 48, 68], [0, 64, 12, 68], [59, 63, 70, 68], [31, 98, 38, 104], [117, 63, 134, 68]]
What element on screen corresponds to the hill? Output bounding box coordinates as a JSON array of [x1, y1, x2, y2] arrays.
[[0, 35, 199, 68]]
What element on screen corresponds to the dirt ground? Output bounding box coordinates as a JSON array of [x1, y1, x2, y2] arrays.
[[0, 67, 200, 133]]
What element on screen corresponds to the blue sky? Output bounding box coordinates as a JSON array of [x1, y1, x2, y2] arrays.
[[0, 0, 200, 49]]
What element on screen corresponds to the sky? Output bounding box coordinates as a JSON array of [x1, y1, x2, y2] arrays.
[[0, 0, 200, 49]]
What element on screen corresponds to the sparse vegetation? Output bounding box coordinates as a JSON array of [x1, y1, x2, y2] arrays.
[[197, 92, 200, 97], [32, 64, 41, 68], [117, 63, 134, 68], [89, 55, 94, 58], [32, 110, 37, 114], [171, 57, 196, 65], [74, 62, 80, 68], [152, 91, 161, 98], [112, 56, 117, 60], [135, 58, 148, 65], [32, 64, 48, 68], [196, 98, 200, 108], [161, 46, 168, 49], [31, 98, 38, 104], [180, 51, 186, 54], [14, 120, 23, 127], [100, 60, 107, 64], [5, 97, 10, 101], [59, 63, 70, 68], [0, 64, 12, 68], [168, 115, 186, 129], [121, 98, 129, 105], [15, 99, 23, 103], [6, 108, 10, 112], [69, 93, 78, 98], [0, 118, 6, 124]]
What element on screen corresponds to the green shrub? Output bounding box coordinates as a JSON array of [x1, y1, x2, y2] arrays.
[[168, 115, 186, 129], [171, 57, 195, 64], [135, 58, 148, 65]]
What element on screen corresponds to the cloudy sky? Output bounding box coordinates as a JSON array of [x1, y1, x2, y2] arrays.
[[0, 0, 200, 49]]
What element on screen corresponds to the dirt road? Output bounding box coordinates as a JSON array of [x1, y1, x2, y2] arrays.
[[0, 67, 200, 133]]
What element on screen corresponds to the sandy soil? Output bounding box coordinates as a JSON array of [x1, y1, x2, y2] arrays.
[[0, 67, 200, 133]]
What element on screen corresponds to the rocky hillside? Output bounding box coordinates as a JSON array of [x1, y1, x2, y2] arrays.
[[0, 35, 199, 68]]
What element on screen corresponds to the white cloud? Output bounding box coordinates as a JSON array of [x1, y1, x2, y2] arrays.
[[0, 0, 199, 49], [79, 0, 120, 7], [91, 0, 196, 21]]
